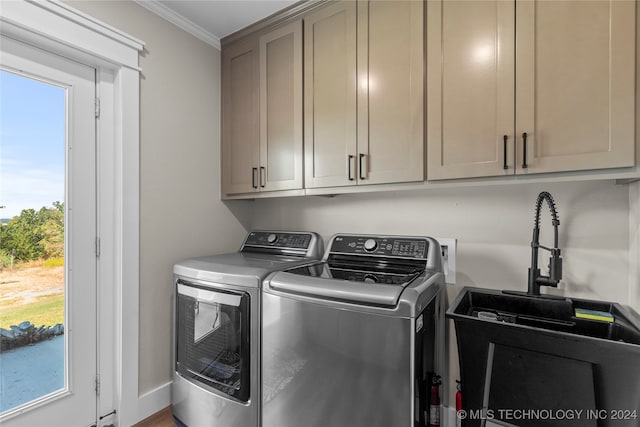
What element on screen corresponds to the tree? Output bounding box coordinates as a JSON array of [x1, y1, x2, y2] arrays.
[[38, 203, 64, 258], [2, 208, 43, 260], [0, 202, 64, 262], [0, 249, 13, 270]]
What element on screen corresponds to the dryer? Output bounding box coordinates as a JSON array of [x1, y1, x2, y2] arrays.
[[172, 231, 323, 427]]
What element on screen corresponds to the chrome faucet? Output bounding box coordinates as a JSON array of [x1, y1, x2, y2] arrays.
[[528, 191, 563, 296]]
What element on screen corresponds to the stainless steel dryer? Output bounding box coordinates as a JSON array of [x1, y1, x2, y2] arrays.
[[261, 234, 446, 427], [172, 231, 323, 427]]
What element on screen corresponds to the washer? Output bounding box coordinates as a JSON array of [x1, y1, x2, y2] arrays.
[[172, 231, 323, 427], [261, 233, 446, 427]]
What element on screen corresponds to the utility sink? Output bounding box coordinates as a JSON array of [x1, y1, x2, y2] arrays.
[[449, 288, 640, 344], [447, 287, 640, 427]]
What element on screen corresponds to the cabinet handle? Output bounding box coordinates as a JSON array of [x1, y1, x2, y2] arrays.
[[259, 166, 266, 188], [522, 132, 528, 169], [252, 167, 258, 189], [347, 155, 355, 181], [503, 135, 508, 170], [359, 153, 367, 180]]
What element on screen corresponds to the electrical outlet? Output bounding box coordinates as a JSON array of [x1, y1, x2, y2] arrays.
[[435, 238, 457, 284]]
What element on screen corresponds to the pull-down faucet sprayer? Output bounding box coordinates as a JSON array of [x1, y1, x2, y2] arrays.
[[528, 191, 563, 296]]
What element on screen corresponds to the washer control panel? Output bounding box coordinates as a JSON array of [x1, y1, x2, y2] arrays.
[[243, 231, 313, 250], [330, 235, 429, 259]]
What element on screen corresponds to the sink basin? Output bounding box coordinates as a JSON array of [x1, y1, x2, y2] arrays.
[[447, 287, 640, 427], [450, 288, 640, 344]]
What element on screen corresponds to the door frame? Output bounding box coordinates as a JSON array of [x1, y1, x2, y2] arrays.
[[1, 2, 144, 425]]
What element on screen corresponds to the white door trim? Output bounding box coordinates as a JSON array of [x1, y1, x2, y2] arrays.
[[1, 1, 145, 425]]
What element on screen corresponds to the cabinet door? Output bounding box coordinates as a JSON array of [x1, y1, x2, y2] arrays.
[[360, 0, 424, 184], [304, 1, 358, 188], [221, 37, 259, 195], [427, 0, 515, 180], [259, 20, 303, 191], [516, 0, 636, 174]]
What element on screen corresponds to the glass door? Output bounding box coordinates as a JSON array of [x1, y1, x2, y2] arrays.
[[0, 36, 97, 426], [176, 280, 250, 402]]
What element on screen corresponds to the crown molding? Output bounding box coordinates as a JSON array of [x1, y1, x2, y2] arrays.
[[221, 0, 327, 47], [134, 0, 221, 50]]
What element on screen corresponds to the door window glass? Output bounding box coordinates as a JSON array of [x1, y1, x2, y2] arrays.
[[0, 70, 65, 413], [176, 281, 250, 402]]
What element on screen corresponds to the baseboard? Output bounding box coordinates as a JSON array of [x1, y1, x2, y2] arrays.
[[134, 381, 172, 425]]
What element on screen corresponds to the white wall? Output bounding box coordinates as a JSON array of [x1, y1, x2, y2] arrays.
[[243, 180, 631, 303], [65, 0, 249, 396], [233, 179, 634, 403]]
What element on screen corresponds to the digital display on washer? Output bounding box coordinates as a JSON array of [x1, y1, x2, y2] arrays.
[[391, 240, 427, 258]]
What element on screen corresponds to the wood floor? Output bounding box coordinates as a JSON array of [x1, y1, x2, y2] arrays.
[[132, 406, 178, 427]]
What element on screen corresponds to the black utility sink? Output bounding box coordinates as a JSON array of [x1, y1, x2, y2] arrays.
[[451, 288, 640, 344], [447, 287, 640, 427]]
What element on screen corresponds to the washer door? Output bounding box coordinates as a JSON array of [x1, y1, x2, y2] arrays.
[[175, 280, 250, 402]]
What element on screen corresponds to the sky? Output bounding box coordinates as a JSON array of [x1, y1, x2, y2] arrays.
[[0, 70, 65, 219]]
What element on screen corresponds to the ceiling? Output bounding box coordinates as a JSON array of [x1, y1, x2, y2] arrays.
[[136, 0, 298, 48]]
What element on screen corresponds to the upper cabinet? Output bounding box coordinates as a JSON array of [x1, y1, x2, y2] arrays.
[[221, 21, 302, 196], [358, 0, 424, 185], [427, 0, 636, 180], [427, 1, 514, 180], [304, 0, 424, 189], [303, 1, 358, 188], [259, 21, 304, 191], [222, 0, 638, 198], [221, 37, 259, 195], [515, 0, 635, 175]]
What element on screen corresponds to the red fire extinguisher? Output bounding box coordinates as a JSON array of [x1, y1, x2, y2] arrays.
[[456, 380, 463, 427], [429, 375, 441, 427]]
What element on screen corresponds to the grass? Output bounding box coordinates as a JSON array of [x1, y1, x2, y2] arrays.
[[0, 294, 64, 330], [0, 260, 65, 329]]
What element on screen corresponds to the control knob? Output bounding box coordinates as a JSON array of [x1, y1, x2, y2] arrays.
[[363, 274, 378, 283], [363, 239, 378, 252], [267, 234, 278, 244]]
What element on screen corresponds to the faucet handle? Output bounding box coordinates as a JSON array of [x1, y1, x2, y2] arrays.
[[548, 251, 563, 284]]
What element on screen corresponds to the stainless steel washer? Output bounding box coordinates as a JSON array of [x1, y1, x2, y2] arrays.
[[261, 234, 446, 427], [172, 231, 323, 427]]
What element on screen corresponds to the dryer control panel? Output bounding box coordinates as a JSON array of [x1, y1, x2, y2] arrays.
[[241, 231, 323, 258], [244, 231, 311, 249]]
